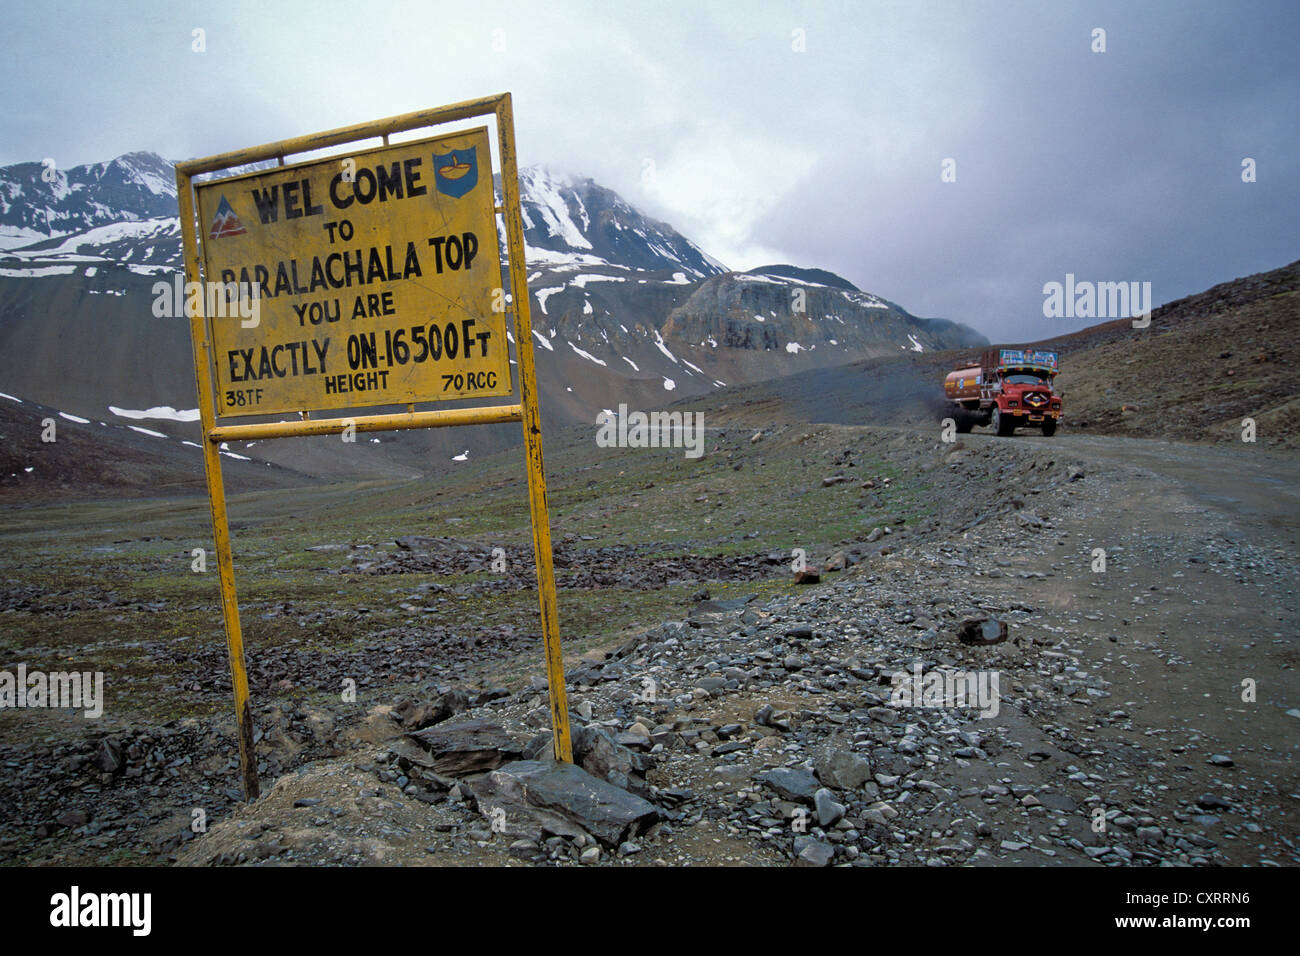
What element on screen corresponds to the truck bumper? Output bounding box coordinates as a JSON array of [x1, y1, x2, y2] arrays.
[[1011, 410, 1061, 424]]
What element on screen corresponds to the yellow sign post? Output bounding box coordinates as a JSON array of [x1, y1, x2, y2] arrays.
[[175, 93, 572, 801]]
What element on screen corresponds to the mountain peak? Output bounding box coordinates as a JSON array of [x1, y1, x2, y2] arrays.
[[513, 165, 726, 277]]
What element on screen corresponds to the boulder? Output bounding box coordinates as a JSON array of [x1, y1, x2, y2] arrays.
[[469, 759, 661, 849], [814, 749, 872, 790], [406, 718, 523, 776], [757, 767, 820, 804], [793, 836, 834, 867], [391, 688, 470, 731]]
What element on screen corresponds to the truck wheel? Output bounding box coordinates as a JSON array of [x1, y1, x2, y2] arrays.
[[1041, 419, 1058, 437], [992, 408, 1015, 436]]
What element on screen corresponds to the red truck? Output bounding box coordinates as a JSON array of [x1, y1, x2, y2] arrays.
[[943, 348, 1062, 436]]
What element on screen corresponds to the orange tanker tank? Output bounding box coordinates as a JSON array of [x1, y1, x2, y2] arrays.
[[944, 366, 983, 401]]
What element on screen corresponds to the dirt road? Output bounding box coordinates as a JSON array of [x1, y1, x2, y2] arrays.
[[934, 429, 1299, 864]]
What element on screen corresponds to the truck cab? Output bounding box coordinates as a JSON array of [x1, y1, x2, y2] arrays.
[[944, 348, 1063, 436]]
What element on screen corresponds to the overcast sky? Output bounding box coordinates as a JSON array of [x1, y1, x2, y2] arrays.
[[5, 0, 1297, 341]]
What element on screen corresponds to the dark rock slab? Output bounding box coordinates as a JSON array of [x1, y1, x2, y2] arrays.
[[469, 759, 661, 848], [391, 688, 470, 731], [757, 767, 820, 804], [406, 718, 523, 776]]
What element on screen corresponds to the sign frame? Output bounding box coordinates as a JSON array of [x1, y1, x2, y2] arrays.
[[175, 93, 572, 800]]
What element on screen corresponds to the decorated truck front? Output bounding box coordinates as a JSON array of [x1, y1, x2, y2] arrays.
[[943, 348, 1062, 436]]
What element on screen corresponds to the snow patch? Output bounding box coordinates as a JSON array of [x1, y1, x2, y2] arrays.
[[0, 265, 77, 277], [652, 330, 678, 364], [567, 341, 607, 366], [534, 286, 564, 315], [109, 405, 199, 422]]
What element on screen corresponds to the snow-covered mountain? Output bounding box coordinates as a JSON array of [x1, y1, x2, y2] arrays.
[[0, 152, 178, 250], [0, 149, 985, 481], [514, 166, 725, 278]]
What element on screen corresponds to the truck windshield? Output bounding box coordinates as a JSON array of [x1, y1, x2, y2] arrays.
[[1004, 373, 1047, 385]]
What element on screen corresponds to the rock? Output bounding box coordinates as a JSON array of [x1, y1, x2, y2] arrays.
[[794, 569, 821, 584], [580, 845, 601, 864], [523, 732, 555, 761], [867, 706, 898, 725], [955, 617, 1008, 646], [1196, 794, 1231, 811], [691, 595, 757, 617], [56, 810, 88, 827], [469, 759, 661, 849], [293, 798, 321, 808], [407, 718, 523, 776], [822, 476, 850, 487], [750, 431, 763, 444], [90, 738, 123, 774], [823, 551, 847, 572], [394, 535, 447, 551], [1207, 754, 1234, 767], [814, 749, 872, 790], [814, 788, 845, 827], [391, 688, 470, 730], [793, 837, 834, 867], [572, 725, 635, 782], [757, 767, 820, 804]]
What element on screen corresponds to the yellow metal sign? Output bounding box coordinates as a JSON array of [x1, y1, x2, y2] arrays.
[[194, 126, 511, 418], [176, 95, 571, 801]]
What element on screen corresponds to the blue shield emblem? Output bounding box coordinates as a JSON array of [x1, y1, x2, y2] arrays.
[[433, 147, 478, 198]]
